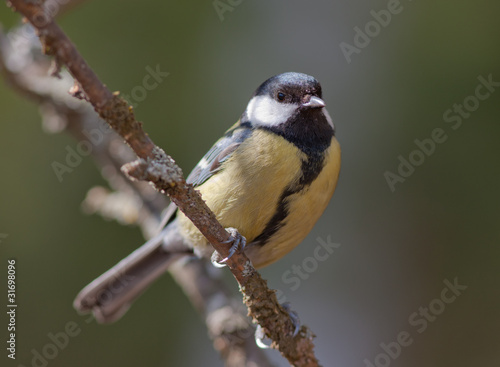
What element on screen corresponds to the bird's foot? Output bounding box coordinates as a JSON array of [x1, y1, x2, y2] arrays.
[[211, 227, 246, 268], [254, 302, 301, 349]]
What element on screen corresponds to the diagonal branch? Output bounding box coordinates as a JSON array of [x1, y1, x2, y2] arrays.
[[4, 1, 321, 365], [1, 24, 271, 366]]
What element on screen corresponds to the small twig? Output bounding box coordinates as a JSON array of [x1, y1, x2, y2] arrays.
[[5, 1, 321, 365]]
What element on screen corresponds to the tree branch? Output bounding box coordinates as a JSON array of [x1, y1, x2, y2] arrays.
[[4, 1, 321, 365], [1, 24, 272, 366]]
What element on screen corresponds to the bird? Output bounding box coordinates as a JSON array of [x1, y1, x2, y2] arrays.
[[74, 72, 341, 323]]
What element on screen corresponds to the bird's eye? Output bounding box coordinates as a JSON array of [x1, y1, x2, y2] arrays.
[[277, 92, 286, 102]]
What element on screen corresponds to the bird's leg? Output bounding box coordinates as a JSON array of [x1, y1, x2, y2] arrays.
[[211, 227, 247, 268]]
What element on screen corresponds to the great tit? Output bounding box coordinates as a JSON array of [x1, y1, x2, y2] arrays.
[[74, 72, 341, 323]]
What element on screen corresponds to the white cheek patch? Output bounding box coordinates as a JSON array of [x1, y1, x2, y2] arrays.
[[246, 95, 298, 127]]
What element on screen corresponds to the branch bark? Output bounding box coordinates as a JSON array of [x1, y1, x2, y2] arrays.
[[3, 1, 321, 365]]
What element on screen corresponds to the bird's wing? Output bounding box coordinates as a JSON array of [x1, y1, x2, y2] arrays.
[[156, 121, 252, 231], [186, 121, 251, 186]]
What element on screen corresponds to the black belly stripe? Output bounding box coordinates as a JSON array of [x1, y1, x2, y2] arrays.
[[252, 151, 326, 246], [246, 109, 334, 246]]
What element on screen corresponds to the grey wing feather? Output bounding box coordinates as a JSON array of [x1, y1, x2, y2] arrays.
[[187, 124, 252, 186], [156, 123, 252, 232], [187, 140, 239, 186]]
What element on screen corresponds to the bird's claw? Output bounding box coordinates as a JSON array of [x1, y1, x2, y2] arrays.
[[211, 227, 246, 268], [282, 302, 301, 337], [255, 324, 271, 349], [220, 227, 246, 262], [254, 302, 302, 349]]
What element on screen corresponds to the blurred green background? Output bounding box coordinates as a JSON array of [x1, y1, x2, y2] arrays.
[[1, 1, 499, 366]]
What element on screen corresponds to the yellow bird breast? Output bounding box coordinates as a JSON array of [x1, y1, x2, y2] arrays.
[[177, 129, 341, 268]]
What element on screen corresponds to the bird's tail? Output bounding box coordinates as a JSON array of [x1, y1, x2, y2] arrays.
[[73, 221, 192, 323]]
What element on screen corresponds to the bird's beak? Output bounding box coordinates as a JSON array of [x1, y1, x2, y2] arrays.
[[302, 95, 325, 109]]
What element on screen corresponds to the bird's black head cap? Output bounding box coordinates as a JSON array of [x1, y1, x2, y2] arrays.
[[254, 72, 323, 104]]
